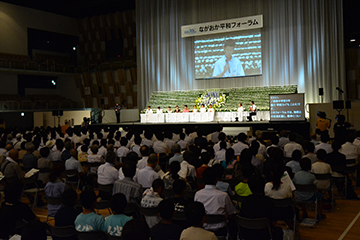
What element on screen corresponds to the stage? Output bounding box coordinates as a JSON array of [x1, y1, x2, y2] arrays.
[[91, 119, 310, 140]]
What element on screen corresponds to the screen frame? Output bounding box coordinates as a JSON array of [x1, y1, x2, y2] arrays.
[[269, 93, 306, 122]]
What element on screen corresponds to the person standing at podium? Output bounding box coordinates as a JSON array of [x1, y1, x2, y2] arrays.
[[114, 103, 121, 123]]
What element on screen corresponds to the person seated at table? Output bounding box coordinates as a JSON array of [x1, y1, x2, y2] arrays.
[[200, 104, 206, 113], [208, 104, 215, 113], [167, 106, 172, 113], [237, 102, 244, 112], [193, 105, 198, 113], [146, 106, 153, 114], [174, 106, 181, 113], [156, 106, 163, 114], [183, 105, 190, 113]]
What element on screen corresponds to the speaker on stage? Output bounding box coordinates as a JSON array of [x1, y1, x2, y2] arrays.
[[319, 88, 324, 96], [52, 110, 63, 116], [332, 100, 344, 110], [346, 100, 351, 109]]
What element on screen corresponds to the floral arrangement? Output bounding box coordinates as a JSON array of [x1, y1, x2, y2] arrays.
[[195, 91, 228, 110]]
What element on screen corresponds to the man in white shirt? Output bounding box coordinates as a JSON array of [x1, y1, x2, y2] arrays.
[[208, 104, 215, 113], [278, 130, 290, 149], [167, 106, 172, 113], [232, 133, 249, 156], [237, 102, 244, 112], [97, 151, 119, 186], [177, 133, 188, 150], [136, 153, 160, 188], [284, 133, 304, 158], [156, 106, 163, 114], [339, 134, 360, 167], [153, 132, 170, 155], [164, 131, 176, 149], [200, 104, 206, 113], [145, 106, 153, 114], [137, 146, 150, 169], [247, 101, 256, 121], [141, 131, 154, 148], [65, 149, 83, 174], [314, 133, 333, 154], [178, 150, 196, 179], [116, 137, 130, 160], [194, 167, 237, 239]]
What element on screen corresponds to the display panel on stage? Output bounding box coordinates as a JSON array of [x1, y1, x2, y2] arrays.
[[269, 93, 305, 121]]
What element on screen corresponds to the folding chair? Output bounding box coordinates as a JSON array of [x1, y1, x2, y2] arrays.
[[331, 165, 347, 198], [205, 215, 227, 240], [98, 183, 113, 200], [45, 197, 63, 223], [236, 215, 272, 240], [294, 184, 318, 227], [271, 198, 296, 237], [65, 169, 81, 191], [314, 173, 334, 211], [94, 200, 112, 215], [22, 175, 44, 210], [77, 231, 107, 240], [49, 224, 77, 239]]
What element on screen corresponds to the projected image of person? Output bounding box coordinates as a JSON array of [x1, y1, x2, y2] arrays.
[[212, 39, 245, 78]]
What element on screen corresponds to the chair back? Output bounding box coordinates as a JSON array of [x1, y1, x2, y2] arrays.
[[236, 215, 271, 230], [271, 198, 293, 208], [235, 195, 249, 204], [95, 200, 111, 211], [50, 225, 77, 238], [65, 169, 79, 177], [47, 197, 63, 205], [205, 214, 226, 224], [77, 231, 107, 240], [107, 233, 123, 240], [99, 184, 114, 193], [139, 206, 159, 217], [314, 173, 332, 181], [294, 183, 316, 192]]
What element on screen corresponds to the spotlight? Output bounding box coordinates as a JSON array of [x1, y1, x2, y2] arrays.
[[21, 112, 24, 117], [350, 39, 356, 42], [73, 47, 76, 50], [51, 80, 56, 86]]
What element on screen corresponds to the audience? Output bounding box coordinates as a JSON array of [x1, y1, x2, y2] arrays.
[[141, 178, 164, 228], [136, 153, 160, 188]]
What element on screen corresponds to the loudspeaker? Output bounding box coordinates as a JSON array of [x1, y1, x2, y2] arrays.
[[346, 100, 351, 109], [319, 88, 324, 96], [52, 110, 63, 116], [332, 100, 344, 110]]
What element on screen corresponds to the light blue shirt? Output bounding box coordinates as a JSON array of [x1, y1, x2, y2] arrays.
[[169, 153, 183, 165], [212, 56, 245, 77], [103, 214, 132, 236], [75, 212, 105, 232]]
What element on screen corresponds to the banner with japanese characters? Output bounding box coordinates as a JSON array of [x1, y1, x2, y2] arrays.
[[181, 15, 263, 38]]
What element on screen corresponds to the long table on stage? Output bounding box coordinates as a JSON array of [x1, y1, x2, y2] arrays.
[[140, 111, 270, 123]]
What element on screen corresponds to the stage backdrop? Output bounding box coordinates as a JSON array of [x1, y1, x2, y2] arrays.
[[136, 0, 345, 109]]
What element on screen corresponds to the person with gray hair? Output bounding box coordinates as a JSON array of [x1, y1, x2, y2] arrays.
[[136, 153, 160, 188], [22, 142, 38, 172], [169, 144, 183, 165], [1, 149, 23, 184]]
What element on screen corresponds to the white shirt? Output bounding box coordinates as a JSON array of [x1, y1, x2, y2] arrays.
[[167, 109, 172, 113], [164, 138, 176, 149], [237, 106, 244, 112], [145, 109, 153, 114], [97, 162, 119, 185], [278, 137, 290, 149], [264, 181, 293, 199], [311, 162, 332, 189], [153, 140, 170, 154], [208, 108, 214, 113], [156, 109, 163, 114], [231, 141, 249, 156], [250, 104, 256, 111], [116, 146, 130, 158], [141, 138, 153, 148], [136, 166, 160, 188], [131, 144, 141, 158], [87, 154, 104, 163], [194, 185, 237, 230], [303, 153, 318, 164], [353, 138, 360, 148], [315, 142, 333, 154], [177, 140, 188, 150], [339, 142, 360, 160], [98, 146, 107, 158], [179, 161, 196, 179], [200, 107, 206, 113], [193, 109, 198, 113], [283, 142, 304, 158], [213, 141, 231, 153], [214, 149, 226, 162], [212, 55, 245, 77], [137, 157, 148, 170]]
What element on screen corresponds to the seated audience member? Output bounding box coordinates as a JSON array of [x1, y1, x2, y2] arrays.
[[213, 132, 231, 153], [214, 141, 227, 163], [131, 135, 142, 158], [119, 151, 140, 180], [326, 141, 347, 178], [113, 161, 143, 204], [339, 134, 360, 167], [264, 164, 295, 231], [22, 142, 38, 173], [178, 150, 197, 180], [303, 142, 317, 164], [21, 220, 47, 240], [171, 179, 191, 228], [196, 152, 210, 189], [153, 132, 171, 155], [136, 153, 160, 188], [225, 148, 237, 170], [278, 130, 290, 149], [239, 175, 283, 240], [45, 165, 68, 216], [169, 144, 183, 164], [37, 147, 53, 185], [315, 133, 333, 154], [18, 142, 27, 161], [151, 199, 183, 240], [141, 179, 164, 228], [194, 167, 237, 239], [122, 219, 150, 240], [286, 149, 302, 174], [234, 164, 254, 207], [310, 133, 319, 146], [177, 133, 188, 150], [65, 149, 83, 177], [137, 145, 150, 169], [75, 189, 105, 232], [103, 193, 132, 237], [49, 140, 64, 162], [0, 184, 36, 238], [97, 151, 119, 200], [164, 131, 176, 149], [98, 139, 108, 159], [78, 145, 89, 163], [1, 149, 24, 184], [311, 149, 332, 190], [266, 135, 280, 155], [249, 141, 263, 171], [116, 137, 130, 160], [163, 161, 190, 191], [284, 133, 304, 158], [213, 164, 233, 197], [55, 189, 81, 227], [293, 158, 326, 220], [61, 141, 73, 163], [180, 201, 218, 240], [87, 145, 104, 163], [141, 130, 154, 148]]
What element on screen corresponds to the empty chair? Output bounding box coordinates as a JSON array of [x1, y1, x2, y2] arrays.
[[236, 215, 272, 240]]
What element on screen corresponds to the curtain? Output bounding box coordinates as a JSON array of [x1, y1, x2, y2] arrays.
[[136, 0, 345, 109]]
